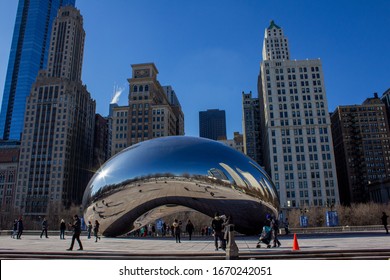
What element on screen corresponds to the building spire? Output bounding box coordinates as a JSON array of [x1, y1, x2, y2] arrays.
[[268, 20, 281, 30]]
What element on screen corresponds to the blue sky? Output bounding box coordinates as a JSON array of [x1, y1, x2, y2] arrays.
[[0, 0, 389, 138]]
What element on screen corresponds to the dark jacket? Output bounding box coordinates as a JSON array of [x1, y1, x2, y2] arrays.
[[382, 213, 389, 226], [60, 221, 66, 231], [71, 217, 81, 233], [186, 222, 194, 233], [17, 219, 24, 231], [211, 217, 224, 232]]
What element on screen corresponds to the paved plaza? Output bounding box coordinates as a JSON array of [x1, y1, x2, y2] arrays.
[[0, 230, 389, 259]]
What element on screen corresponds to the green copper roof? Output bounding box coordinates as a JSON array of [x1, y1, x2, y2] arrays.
[[268, 20, 281, 29]]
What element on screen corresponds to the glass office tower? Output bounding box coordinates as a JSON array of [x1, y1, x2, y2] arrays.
[[0, 0, 75, 140]]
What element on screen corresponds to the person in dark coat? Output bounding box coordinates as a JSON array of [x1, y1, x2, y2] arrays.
[[40, 217, 48, 238], [185, 220, 195, 240], [211, 212, 226, 251], [67, 215, 83, 251], [94, 220, 101, 242], [16, 217, 24, 239], [60, 219, 66, 239], [270, 216, 281, 247], [284, 218, 290, 235], [381, 212, 389, 234], [172, 219, 181, 243], [12, 219, 18, 238], [87, 221, 92, 239]]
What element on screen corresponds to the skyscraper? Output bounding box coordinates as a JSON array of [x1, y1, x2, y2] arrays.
[[242, 91, 262, 164], [110, 63, 184, 156], [258, 21, 339, 208], [0, 0, 75, 141], [16, 6, 95, 215], [331, 94, 390, 204], [199, 109, 227, 140]]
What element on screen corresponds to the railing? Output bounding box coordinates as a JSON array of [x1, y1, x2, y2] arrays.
[[286, 225, 385, 234], [0, 225, 386, 236]]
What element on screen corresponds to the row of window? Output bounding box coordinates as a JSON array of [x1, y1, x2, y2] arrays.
[[133, 85, 149, 92]]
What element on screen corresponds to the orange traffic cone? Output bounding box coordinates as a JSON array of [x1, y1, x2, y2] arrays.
[[292, 233, 300, 251]]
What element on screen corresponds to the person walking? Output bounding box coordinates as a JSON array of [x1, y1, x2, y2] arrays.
[[172, 219, 181, 243], [381, 212, 389, 234], [185, 220, 194, 240], [211, 212, 226, 251], [11, 219, 18, 239], [94, 220, 101, 242], [67, 215, 83, 251], [40, 217, 48, 238], [87, 221, 92, 239], [284, 218, 290, 235], [16, 217, 24, 239], [60, 219, 66, 239], [270, 216, 281, 247]]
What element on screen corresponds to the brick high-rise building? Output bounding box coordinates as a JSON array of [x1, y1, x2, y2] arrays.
[[0, 141, 20, 215], [331, 93, 390, 204], [110, 63, 184, 156], [16, 6, 95, 215], [258, 21, 339, 208]]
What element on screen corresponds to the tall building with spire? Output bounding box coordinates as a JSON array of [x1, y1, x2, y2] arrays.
[[0, 0, 76, 141], [15, 6, 95, 216], [258, 21, 339, 208]]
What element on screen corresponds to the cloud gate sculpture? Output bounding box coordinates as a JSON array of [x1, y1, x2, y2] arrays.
[[82, 136, 279, 237]]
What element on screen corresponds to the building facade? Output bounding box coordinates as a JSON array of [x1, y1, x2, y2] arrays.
[[242, 91, 262, 164], [199, 109, 227, 140], [0, 141, 20, 216], [93, 114, 109, 171], [380, 88, 390, 123], [111, 105, 129, 156], [258, 21, 339, 208], [0, 0, 75, 141], [15, 6, 95, 216], [218, 132, 244, 153], [162, 86, 185, 136], [331, 94, 390, 204], [110, 63, 184, 156]]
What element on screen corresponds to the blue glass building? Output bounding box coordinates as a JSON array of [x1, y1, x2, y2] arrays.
[[199, 109, 227, 140], [0, 0, 75, 140]]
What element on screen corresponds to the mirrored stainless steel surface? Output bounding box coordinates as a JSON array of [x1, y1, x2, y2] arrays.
[[82, 136, 280, 236]]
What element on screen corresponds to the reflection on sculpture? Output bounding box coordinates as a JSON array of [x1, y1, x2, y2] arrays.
[[82, 136, 280, 236]]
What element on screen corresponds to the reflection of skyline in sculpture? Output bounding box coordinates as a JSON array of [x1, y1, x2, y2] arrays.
[[82, 136, 279, 236]]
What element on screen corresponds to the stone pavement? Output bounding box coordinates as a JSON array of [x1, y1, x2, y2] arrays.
[[0, 230, 389, 258]]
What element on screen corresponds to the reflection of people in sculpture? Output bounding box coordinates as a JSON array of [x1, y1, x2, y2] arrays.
[[185, 220, 194, 240], [173, 219, 181, 243], [223, 215, 231, 243], [211, 212, 226, 251]]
